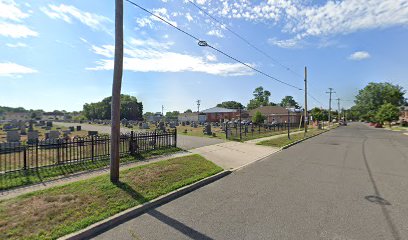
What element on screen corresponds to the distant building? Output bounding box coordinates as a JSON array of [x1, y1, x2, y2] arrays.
[[146, 112, 164, 122], [400, 106, 408, 123], [249, 106, 302, 124], [202, 107, 238, 122], [178, 112, 206, 123]]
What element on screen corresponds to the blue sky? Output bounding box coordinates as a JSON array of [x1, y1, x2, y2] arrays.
[[1, 0, 407, 113]]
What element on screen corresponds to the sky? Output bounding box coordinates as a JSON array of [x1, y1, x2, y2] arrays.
[[0, 0, 407, 113]]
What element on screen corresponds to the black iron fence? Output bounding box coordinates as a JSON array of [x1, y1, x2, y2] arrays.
[[0, 130, 177, 174], [226, 122, 301, 140]]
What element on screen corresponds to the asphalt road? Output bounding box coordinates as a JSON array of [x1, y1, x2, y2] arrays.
[[94, 122, 408, 240], [54, 122, 225, 150]]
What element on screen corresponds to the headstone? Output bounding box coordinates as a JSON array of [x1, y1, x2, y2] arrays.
[[48, 130, 60, 139], [39, 120, 45, 126], [158, 122, 166, 131], [76, 125, 81, 131], [20, 126, 27, 135], [45, 126, 51, 130], [169, 122, 176, 128], [141, 122, 150, 129], [69, 126, 75, 132], [3, 124, 13, 131], [27, 131, 39, 144], [181, 122, 186, 126], [192, 122, 198, 128], [204, 123, 212, 135], [46, 121, 53, 127], [28, 121, 34, 131], [63, 130, 71, 137], [88, 131, 98, 136], [139, 122, 143, 128], [7, 130, 20, 142]]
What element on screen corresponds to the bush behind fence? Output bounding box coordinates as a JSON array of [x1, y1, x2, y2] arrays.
[[0, 130, 177, 174]]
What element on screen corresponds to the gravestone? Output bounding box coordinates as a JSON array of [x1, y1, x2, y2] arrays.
[[169, 122, 176, 128], [45, 126, 51, 130], [192, 122, 198, 128], [141, 122, 149, 129], [27, 131, 39, 144], [69, 126, 75, 132], [7, 130, 20, 142], [28, 121, 34, 131], [158, 122, 166, 131], [48, 130, 60, 140], [39, 120, 45, 126], [88, 131, 98, 136], [204, 123, 212, 135], [20, 126, 27, 135], [46, 121, 53, 127], [76, 126, 81, 131], [63, 130, 71, 137], [181, 122, 185, 126], [139, 122, 143, 128], [3, 124, 13, 131]]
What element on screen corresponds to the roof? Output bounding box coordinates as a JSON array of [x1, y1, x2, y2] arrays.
[[249, 106, 288, 116], [202, 107, 237, 113]]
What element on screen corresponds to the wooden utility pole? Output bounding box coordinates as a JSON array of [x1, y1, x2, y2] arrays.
[[326, 88, 335, 126], [110, 0, 123, 183], [304, 67, 308, 134]]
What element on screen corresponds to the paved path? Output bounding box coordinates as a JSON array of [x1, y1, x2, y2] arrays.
[[94, 122, 408, 240], [55, 122, 225, 150]]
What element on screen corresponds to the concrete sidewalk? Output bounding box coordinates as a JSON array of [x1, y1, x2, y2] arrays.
[[190, 141, 280, 170]]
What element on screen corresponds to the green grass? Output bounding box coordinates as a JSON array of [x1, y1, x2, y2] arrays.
[[0, 147, 182, 191], [256, 129, 326, 148], [0, 154, 222, 240]]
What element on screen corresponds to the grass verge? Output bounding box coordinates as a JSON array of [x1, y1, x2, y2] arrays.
[[256, 129, 326, 148], [0, 154, 222, 240], [0, 147, 182, 191]]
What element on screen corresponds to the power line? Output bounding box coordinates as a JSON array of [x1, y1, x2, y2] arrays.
[[125, 0, 302, 90], [187, 0, 303, 79]]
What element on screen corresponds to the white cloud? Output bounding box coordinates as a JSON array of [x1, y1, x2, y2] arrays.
[[137, 7, 178, 28], [207, 29, 224, 38], [0, 22, 38, 38], [349, 51, 370, 60], [40, 4, 111, 32], [6, 42, 27, 48], [201, 0, 408, 48], [0, 0, 29, 21], [128, 38, 174, 49], [185, 12, 193, 22], [0, 62, 37, 77], [268, 38, 299, 48], [205, 53, 217, 62], [87, 40, 253, 76]]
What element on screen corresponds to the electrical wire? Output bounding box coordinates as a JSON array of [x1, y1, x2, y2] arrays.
[[125, 0, 303, 91], [187, 0, 304, 79]]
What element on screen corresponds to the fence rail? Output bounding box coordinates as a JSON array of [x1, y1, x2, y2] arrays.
[[226, 122, 301, 140], [0, 130, 177, 174]]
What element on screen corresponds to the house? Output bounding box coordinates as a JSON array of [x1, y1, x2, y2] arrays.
[[202, 107, 238, 122], [178, 112, 207, 123], [249, 106, 302, 124]]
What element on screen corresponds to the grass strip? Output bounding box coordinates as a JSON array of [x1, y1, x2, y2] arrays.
[[0, 147, 182, 191], [0, 154, 222, 240], [256, 129, 326, 148]]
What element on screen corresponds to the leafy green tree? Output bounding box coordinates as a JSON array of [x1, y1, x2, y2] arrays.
[[375, 103, 400, 127], [354, 82, 406, 121], [165, 111, 180, 121], [252, 111, 266, 124], [216, 101, 244, 109], [310, 107, 329, 121], [280, 96, 299, 108], [184, 109, 192, 113], [247, 86, 272, 110], [83, 94, 143, 120]]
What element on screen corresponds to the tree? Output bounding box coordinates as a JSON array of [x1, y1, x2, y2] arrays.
[[354, 82, 406, 121], [247, 86, 271, 110], [280, 96, 299, 108], [252, 111, 266, 124], [165, 111, 180, 121], [375, 103, 400, 127], [82, 95, 143, 120], [216, 101, 244, 109], [310, 107, 328, 122], [184, 109, 193, 113]]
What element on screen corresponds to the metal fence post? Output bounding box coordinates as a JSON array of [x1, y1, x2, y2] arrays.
[[130, 131, 134, 155], [91, 135, 95, 162], [174, 128, 177, 147], [23, 146, 27, 171], [56, 138, 61, 165]]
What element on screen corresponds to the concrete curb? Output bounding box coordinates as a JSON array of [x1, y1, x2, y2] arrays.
[[60, 170, 232, 240], [281, 127, 337, 150]]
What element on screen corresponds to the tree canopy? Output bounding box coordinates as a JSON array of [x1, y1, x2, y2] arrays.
[[280, 96, 300, 108], [216, 101, 244, 109], [184, 109, 192, 113], [252, 111, 266, 124], [247, 86, 272, 110], [83, 94, 143, 120], [375, 103, 400, 126], [353, 82, 406, 121]]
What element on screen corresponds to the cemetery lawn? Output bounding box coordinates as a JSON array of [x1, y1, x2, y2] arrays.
[[0, 125, 88, 142], [0, 154, 222, 240], [177, 125, 226, 140], [0, 147, 182, 191], [256, 129, 326, 148]]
